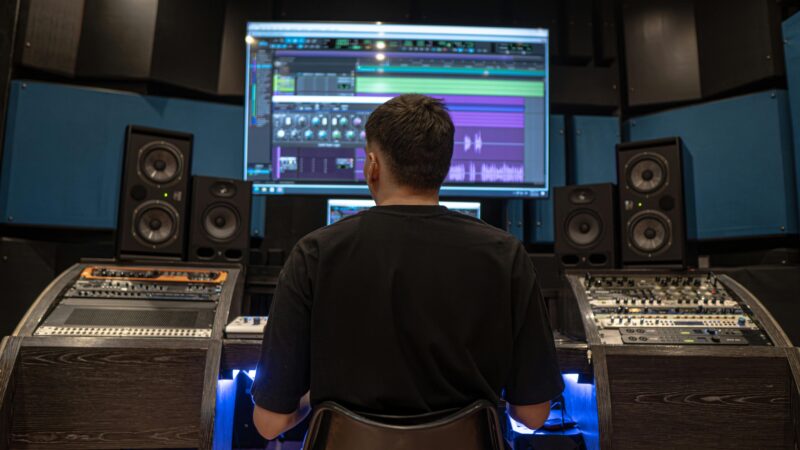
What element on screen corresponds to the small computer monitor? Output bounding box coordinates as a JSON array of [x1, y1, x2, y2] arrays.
[[326, 198, 481, 225], [245, 22, 549, 198]]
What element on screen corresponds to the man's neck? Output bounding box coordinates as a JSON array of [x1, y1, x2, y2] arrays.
[[375, 188, 439, 206]]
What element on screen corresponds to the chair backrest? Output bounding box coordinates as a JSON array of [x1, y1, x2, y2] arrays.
[[301, 400, 506, 450]]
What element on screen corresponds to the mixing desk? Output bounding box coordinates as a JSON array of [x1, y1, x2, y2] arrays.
[[34, 264, 233, 338], [568, 273, 772, 346]]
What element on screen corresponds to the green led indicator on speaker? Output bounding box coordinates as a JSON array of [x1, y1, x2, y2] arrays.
[[163, 192, 168, 198]]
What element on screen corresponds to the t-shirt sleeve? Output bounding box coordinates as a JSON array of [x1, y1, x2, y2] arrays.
[[505, 244, 564, 405], [251, 241, 314, 413]]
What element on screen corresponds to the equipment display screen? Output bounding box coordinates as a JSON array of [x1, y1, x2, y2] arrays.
[[245, 22, 549, 198], [326, 198, 481, 225]]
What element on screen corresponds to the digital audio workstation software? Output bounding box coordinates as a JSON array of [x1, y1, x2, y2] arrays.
[[326, 199, 481, 225], [245, 23, 549, 198]]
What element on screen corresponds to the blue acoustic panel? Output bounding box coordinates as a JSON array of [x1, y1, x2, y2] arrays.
[[0, 80, 244, 229], [529, 115, 566, 243], [627, 90, 798, 240], [250, 196, 266, 238], [782, 13, 800, 227], [572, 115, 620, 185]]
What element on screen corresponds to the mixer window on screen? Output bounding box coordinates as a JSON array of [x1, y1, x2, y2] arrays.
[[244, 23, 549, 198]]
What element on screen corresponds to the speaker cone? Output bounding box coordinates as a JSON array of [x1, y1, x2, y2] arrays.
[[133, 201, 179, 246], [628, 211, 671, 254], [202, 205, 240, 242], [626, 153, 667, 194], [138, 141, 183, 185], [565, 210, 602, 248]]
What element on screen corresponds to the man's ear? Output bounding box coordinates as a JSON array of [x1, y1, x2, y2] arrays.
[[366, 152, 379, 182]]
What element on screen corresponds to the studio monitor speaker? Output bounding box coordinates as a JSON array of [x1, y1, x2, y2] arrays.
[[189, 176, 252, 263], [617, 137, 687, 266], [117, 126, 193, 260], [554, 183, 618, 269]]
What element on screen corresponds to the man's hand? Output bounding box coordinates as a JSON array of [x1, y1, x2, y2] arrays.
[[508, 401, 551, 430], [253, 392, 311, 440]]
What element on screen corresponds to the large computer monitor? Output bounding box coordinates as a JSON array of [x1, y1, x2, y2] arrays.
[[327, 199, 481, 225], [245, 22, 549, 198]]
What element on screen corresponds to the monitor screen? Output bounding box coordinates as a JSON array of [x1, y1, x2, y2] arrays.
[[245, 22, 549, 198], [326, 199, 481, 225]]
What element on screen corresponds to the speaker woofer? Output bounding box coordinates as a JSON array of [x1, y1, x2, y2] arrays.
[[565, 210, 603, 248], [202, 204, 240, 242], [138, 141, 183, 185], [626, 153, 667, 194], [628, 210, 672, 255], [132, 201, 179, 247]]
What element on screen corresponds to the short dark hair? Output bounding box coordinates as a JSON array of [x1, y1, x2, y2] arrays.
[[365, 94, 454, 190]]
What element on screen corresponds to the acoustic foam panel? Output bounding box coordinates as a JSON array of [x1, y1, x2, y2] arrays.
[[529, 114, 566, 243], [696, 0, 784, 98], [75, 0, 158, 79], [571, 115, 619, 185], [622, 0, 702, 107], [17, 0, 85, 76], [279, 0, 409, 22], [626, 90, 798, 240], [781, 12, 800, 231], [0, 80, 243, 229]]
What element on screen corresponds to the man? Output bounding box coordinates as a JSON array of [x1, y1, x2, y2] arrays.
[[252, 94, 564, 440]]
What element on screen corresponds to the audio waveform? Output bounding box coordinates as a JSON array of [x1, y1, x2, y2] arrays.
[[463, 131, 483, 153], [447, 162, 524, 183]]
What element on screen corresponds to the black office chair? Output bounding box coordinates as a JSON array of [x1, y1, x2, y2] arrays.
[[301, 400, 506, 450]]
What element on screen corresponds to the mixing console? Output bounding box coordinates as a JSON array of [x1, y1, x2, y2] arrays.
[[34, 264, 235, 339], [568, 273, 772, 346]]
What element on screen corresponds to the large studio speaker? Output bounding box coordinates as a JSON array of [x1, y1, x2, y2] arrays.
[[617, 137, 687, 266], [117, 125, 193, 260], [188, 176, 252, 263], [554, 183, 618, 269]]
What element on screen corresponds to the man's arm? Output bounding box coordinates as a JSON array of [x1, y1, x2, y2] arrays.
[[250, 243, 315, 439], [504, 244, 564, 427], [253, 392, 311, 440], [508, 401, 551, 430]]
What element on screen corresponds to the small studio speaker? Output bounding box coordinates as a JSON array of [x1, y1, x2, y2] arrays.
[[117, 126, 193, 260], [554, 183, 618, 269], [189, 176, 252, 262], [617, 137, 687, 266]]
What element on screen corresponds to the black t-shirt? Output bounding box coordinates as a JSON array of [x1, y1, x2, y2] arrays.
[[252, 205, 564, 415]]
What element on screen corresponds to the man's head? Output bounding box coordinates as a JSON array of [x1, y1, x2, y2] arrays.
[[364, 94, 454, 204]]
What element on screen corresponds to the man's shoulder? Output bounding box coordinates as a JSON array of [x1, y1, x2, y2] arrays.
[[296, 212, 364, 249], [446, 212, 525, 246]]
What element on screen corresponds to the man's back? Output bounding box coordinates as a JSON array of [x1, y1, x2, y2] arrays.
[[252, 205, 563, 415]]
